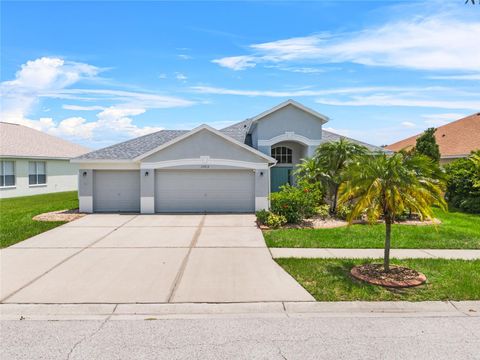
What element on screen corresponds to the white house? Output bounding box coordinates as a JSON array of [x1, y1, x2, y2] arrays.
[[0, 122, 90, 199]]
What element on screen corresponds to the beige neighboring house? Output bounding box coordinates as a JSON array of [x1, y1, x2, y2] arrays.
[[0, 122, 90, 199], [386, 112, 480, 164]]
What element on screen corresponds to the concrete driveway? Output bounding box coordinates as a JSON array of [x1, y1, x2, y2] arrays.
[[1, 214, 313, 304]]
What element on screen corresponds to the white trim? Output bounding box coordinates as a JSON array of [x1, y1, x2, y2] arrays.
[[71, 159, 135, 164], [141, 158, 270, 170], [255, 197, 269, 211], [77, 162, 140, 170], [29, 184, 47, 188], [0, 186, 16, 190], [79, 196, 93, 213], [249, 99, 329, 124], [134, 124, 277, 163], [441, 154, 470, 159], [258, 132, 322, 147], [141, 196, 155, 214], [1, 155, 77, 160]]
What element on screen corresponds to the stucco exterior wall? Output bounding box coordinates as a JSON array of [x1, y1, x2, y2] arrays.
[[0, 158, 79, 199], [144, 129, 264, 163], [251, 104, 323, 147]]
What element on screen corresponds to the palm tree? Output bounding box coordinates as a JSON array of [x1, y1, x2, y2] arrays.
[[338, 152, 446, 271], [297, 138, 367, 214]]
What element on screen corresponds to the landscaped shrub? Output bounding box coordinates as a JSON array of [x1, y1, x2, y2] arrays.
[[265, 213, 287, 229], [315, 204, 330, 219], [335, 203, 353, 220], [270, 183, 323, 224], [445, 152, 480, 214], [255, 209, 270, 225]]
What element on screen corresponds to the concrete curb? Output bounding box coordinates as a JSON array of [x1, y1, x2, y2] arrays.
[[270, 248, 480, 260], [1, 301, 478, 320]]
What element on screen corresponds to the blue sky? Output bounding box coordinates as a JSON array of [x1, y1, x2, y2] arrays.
[[1, 0, 479, 149]]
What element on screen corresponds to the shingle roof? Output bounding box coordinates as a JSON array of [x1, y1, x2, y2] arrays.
[[220, 119, 253, 142], [0, 122, 90, 159], [385, 113, 480, 157], [321, 129, 388, 153], [76, 121, 255, 160], [76, 130, 189, 160]]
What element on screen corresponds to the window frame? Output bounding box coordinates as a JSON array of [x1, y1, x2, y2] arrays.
[[271, 146, 293, 164], [0, 160, 16, 188], [29, 161, 47, 186]]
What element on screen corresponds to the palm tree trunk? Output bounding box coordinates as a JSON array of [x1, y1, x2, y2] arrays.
[[332, 185, 339, 214], [384, 217, 391, 272]]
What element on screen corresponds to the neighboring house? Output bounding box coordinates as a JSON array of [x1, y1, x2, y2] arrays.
[[386, 113, 480, 164], [72, 100, 384, 213], [0, 122, 90, 199]]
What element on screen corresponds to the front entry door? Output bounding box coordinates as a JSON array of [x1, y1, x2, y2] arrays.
[[271, 167, 292, 192]]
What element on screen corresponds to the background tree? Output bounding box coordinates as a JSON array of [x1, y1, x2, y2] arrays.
[[445, 150, 480, 213], [338, 152, 446, 271], [295, 138, 367, 214], [415, 127, 440, 162]]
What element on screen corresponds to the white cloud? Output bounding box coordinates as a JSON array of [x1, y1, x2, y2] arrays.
[[190, 85, 417, 97], [175, 73, 188, 81], [1, 56, 194, 146], [62, 104, 105, 111], [212, 55, 256, 71], [401, 121, 417, 128], [191, 85, 480, 111], [429, 74, 480, 81], [421, 112, 466, 126], [158, 73, 167, 79], [213, 15, 480, 72], [315, 95, 480, 111], [178, 54, 192, 60], [279, 67, 325, 73]]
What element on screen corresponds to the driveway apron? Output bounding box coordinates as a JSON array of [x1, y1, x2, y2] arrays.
[[1, 214, 313, 304]]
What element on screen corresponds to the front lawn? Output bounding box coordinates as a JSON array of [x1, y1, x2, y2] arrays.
[[276, 258, 480, 301], [264, 209, 480, 249], [0, 191, 78, 248]]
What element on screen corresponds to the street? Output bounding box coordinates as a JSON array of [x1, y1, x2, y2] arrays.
[[2, 314, 479, 360]]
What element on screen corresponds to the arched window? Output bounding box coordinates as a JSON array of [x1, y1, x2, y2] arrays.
[[271, 146, 292, 164]]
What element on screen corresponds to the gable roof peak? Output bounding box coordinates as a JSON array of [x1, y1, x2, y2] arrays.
[[250, 99, 330, 124]]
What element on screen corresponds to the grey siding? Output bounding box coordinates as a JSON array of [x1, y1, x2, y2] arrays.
[[251, 104, 323, 147], [144, 129, 265, 163]]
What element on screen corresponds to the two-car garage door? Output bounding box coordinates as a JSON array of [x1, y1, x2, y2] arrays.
[[92, 169, 255, 213], [155, 169, 255, 213]]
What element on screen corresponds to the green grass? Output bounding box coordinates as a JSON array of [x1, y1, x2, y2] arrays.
[[0, 191, 78, 248], [264, 209, 480, 249], [276, 258, 480, 301]]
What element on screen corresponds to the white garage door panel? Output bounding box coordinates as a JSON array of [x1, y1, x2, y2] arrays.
[[156, 170, 254, 213], [93, 170, 140, 212]]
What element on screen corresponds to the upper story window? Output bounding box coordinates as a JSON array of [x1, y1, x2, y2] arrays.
[[271, 146, 293, 164], [0, 160, 15, 187], [29, 161, 46, 185]]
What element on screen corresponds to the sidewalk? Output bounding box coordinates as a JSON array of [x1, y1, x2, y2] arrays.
[[270, 248, 480, 260], [1, 301, 479, 320]]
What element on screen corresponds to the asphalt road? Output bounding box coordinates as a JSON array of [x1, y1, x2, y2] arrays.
[[2, 315, 480, 360]]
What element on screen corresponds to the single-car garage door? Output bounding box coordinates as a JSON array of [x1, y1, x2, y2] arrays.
[[93, 170, 140, 212], [155, 169, 255, 213]]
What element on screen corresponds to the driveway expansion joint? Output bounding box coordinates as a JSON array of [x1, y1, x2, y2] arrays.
[[0, 215, 139, 303], [167, 215, 206, 303]]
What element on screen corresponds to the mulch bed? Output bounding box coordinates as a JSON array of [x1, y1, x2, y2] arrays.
[[350, 264, 427, 288], [32, 209, 85, 222]]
